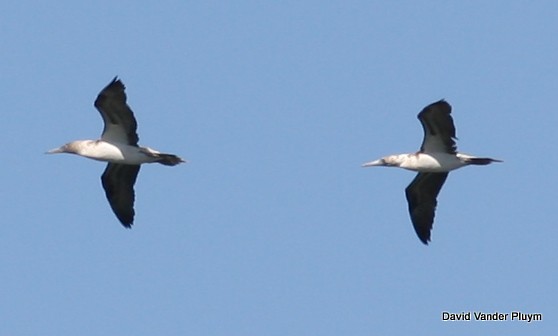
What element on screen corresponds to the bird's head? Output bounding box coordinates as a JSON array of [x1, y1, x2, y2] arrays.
[[46, 142, 79, 155], [362, 155, 403, 168]]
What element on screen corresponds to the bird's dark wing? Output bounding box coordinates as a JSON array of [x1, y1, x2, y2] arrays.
[[94, 77, 139, 146], [101, 163, 141, 227], [405, 172, 448, 244], [417, 100, 457, 154]]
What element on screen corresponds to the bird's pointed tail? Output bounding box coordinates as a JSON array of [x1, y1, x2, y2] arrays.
[[156, 153, 185, 166], [465, 157, 503, 165]]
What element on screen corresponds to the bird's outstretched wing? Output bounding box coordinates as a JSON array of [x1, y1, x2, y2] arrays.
[[94, 77, 139, 146], [405, 172, 448, 244], [101, 163, 141, 227], [418, 100, 457, 154]]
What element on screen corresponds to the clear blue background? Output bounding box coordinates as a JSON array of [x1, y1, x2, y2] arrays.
[[1, 1, 555, 335]]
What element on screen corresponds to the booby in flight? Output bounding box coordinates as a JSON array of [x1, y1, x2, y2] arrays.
[[362, 100, 501, 245], [47, 77, 185, 227]]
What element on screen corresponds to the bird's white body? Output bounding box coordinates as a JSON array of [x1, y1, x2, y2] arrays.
[[363, 152, 476, 173], [53, 140, 164, 165]]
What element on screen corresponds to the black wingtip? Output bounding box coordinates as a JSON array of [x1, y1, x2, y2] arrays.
[[415, 230, 431, 245], [113, 208, 135, 228], [116, 216, 134, 229], [98, 76, 125, 95], [105, 76, 119, 87], [111, 76, 124, 86]]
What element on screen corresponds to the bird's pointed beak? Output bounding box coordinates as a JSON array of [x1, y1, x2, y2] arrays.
[[362, 159, 385, 167], [45, 146, 64, 154]]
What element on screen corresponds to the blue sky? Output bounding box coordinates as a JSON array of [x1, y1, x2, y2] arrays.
[[1, 1, 556, 335]]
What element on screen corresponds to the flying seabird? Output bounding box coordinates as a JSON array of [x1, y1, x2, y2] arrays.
[[47, 77, 185, 227], [362, 100, 501, 245]]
